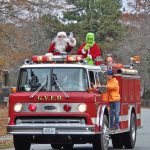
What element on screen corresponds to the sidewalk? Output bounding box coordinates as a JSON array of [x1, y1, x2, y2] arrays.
[[0, 135, 13, 149]]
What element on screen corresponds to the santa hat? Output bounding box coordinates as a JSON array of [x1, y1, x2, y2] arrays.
[[107, 70, 113, 75], [57, 31, 67, 38]]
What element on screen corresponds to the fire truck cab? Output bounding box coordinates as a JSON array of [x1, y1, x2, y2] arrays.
[[7, 54, 141, 150]]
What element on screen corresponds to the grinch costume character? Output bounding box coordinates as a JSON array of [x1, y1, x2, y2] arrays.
[[48, 31, 76, 55], [77, 33, 101, 65]]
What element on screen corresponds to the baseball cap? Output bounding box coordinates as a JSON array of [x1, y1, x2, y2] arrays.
[[107, 70, 113, 75]]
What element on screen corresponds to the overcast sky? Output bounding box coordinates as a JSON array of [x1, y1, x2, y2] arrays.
[[122, 0, 134, 12]]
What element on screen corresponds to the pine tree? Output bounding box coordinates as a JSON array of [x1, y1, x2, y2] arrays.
[[63, 0, 123, 54]]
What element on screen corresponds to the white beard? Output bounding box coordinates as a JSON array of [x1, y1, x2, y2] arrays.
[[54, 37, 68, 52]]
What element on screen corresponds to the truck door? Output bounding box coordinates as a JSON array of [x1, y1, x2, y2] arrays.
[[88, 70, 101, 102]]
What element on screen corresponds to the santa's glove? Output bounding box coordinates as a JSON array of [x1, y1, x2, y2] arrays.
[[83, 44, 90, 51], [87, 54, 92, 60], [70, 37, 75, 43], [68, 32, 73, 39], [68, 37, 76, 47]]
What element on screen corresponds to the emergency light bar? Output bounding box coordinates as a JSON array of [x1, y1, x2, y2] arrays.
[[132, 55, 140, 64], [31, 54, 82, 63]]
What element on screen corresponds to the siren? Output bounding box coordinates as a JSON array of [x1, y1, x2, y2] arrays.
[[31, 54, 82, 63], [24, 59, 31, 65]]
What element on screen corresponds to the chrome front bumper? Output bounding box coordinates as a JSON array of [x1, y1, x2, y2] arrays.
[[7, 124, 96, 135]]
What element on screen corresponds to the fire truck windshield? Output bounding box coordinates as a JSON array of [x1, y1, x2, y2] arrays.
[[18, 68, 88, 92]]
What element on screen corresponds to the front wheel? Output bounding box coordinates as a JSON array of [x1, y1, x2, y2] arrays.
[[13, 135, 31, 150], [51, 144, 62, 149], [111, 134, 124, 149], [62, 144, 74, 149], [93, 115, 109, 150], [123, 113, 137, 149]]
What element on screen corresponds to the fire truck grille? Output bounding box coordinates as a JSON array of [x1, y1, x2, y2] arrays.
[[15, 117, 86, 125]]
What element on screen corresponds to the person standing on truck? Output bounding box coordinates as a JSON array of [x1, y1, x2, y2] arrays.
[[77, 32, 102, 65], [102, 70, 121, 130], [48, 31, 76, 55]]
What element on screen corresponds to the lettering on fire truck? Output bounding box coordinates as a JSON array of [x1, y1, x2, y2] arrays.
[[37, 96, 63, 101]]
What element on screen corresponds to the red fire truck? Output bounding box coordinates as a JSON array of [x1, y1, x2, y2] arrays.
[[7, 54, 141, 150]]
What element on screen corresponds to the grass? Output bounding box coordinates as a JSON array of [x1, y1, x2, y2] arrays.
[[0, 139, 14, 149]]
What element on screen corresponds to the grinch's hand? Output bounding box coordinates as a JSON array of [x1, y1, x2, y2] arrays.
[[85, 56, 90, 61], [85, 57, 94, 65], [83, 44, 90, 51]]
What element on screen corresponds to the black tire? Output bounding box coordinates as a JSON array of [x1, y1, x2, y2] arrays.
[[111, 134, 124, 149], [123, 113, 137, 149], [62, 144, 74, 149], [51, 144, 62, 149], [93, 115, 109, 150], [13, 135, 31, 150]]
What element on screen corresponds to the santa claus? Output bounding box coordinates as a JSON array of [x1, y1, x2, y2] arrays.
[[48, 31, 76, 55]]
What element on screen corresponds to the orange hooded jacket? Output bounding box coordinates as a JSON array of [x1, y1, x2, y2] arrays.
[[102, 77, 120, 102]]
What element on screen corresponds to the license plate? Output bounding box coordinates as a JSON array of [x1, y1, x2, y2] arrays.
[[43, 128, 55, 134]]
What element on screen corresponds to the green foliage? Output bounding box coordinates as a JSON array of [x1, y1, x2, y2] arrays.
[[41, 0, 124, 54], [41, 15, 66, 39], [63, 0, 123, 55]]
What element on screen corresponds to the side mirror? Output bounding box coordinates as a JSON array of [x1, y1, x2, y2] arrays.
[[99, 71, 107, 85], [1, 70, 9, 86]]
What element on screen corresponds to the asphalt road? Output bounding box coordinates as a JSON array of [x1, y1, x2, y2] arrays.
[[4, 108, 150, 150]]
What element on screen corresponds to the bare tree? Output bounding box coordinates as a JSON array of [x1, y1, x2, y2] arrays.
[[128, 0, 150, 14], [0, 0, 67, 69], [115, 13, 150, 94]]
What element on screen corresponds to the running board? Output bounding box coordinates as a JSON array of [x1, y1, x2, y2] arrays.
[[109, 128, 130, 135]]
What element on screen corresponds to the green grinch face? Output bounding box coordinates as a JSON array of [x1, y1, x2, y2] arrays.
[[86, 33, 95, 46]]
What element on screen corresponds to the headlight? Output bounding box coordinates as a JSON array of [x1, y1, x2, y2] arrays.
[[14, 103, 23, 112], [78, 104, 87, 112]]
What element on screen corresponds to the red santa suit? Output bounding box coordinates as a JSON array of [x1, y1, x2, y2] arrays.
[[77, 43, 102, 65], [48, 32, 76, 55]]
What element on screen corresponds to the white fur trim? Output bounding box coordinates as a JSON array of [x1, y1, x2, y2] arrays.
[[45, 53, 53, 56], [57, 32, 67, 37], [82, 49, 86, 54], [65, 38, 70, 43], [68, 38, 76, 47], [88, 54, 92, 59], [53, 37, 67, 52]]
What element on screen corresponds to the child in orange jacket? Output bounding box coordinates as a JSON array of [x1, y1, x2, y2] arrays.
[[102, 70, 121, 130]]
